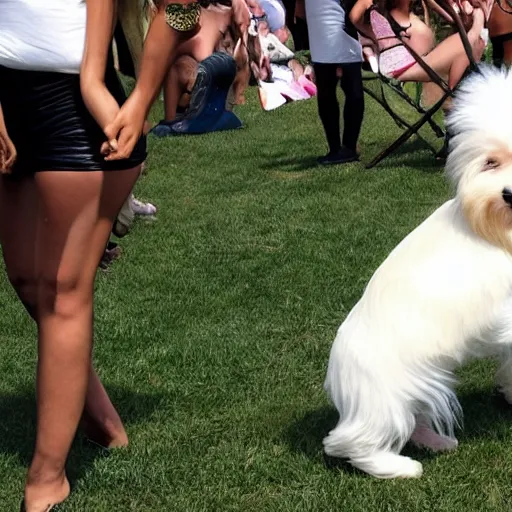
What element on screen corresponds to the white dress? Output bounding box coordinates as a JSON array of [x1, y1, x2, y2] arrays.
[[0, 0, 86, 73], [305, 0, 362, 64]]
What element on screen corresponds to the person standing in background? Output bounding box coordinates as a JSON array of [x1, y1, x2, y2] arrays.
[[305, 0, 365, 165], [282, 0, 309, 50]]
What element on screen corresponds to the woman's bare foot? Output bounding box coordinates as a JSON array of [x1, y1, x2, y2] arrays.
[[24, 473, 70, 512], [82, 369, 129, 449], [81, 410, 129, 449]]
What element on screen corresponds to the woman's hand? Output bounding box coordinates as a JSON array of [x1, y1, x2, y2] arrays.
[[103, 1, 188, 160], [0, 131, 16, 174], [102, 92, 146, 161]]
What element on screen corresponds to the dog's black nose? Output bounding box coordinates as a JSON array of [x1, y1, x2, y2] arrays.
[[503, 188, 512, 206]]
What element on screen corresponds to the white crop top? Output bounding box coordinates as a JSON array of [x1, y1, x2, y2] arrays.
[[0, 0, 87, 74]]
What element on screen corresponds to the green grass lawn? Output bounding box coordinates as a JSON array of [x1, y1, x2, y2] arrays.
[[3, 89, 512, 511]]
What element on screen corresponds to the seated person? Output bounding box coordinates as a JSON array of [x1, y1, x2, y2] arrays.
[[258, 27, 317, 107], [282, 0, 309, 50], [246, 0, 290, 42], [488, 0, 512, 66], [152, 0, 255, 135], [258, 0, 290, 41], [350, 0, 489, 88]]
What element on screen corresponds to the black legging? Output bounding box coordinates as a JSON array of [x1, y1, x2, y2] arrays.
[[282, 0, 309, 51], [313, 62, 365, 154]]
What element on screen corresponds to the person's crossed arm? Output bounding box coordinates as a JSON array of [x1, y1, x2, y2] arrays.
[[0, 104, 16, 173], [103, 0, 189, 161]]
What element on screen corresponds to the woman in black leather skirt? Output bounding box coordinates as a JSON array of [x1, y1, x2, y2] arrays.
[[0, 1, 146, 510]]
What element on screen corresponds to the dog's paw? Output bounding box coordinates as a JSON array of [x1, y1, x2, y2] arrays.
[[351, 453, 423, 479], [398, 459, 423, 479]]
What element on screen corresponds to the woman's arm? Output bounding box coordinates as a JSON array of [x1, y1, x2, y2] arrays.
[[0, 104, 16, 173], [349, 0, 377, 41], [104, 2, 184, 160], [81, 0, 122, 133], [119, 4, 182, 121], [0, 104, 8, 135]]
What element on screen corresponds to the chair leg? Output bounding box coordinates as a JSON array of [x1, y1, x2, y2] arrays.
[[363, 85, 444, 164], [363, 85, 408, 130], [365, 91, 451, 169], [382, 79, 445, 139]]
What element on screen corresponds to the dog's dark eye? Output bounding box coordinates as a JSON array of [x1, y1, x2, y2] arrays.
[[483, 159, 500, 171]]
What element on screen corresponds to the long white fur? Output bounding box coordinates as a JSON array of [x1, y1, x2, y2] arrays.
[[323, 65, 512, 479]]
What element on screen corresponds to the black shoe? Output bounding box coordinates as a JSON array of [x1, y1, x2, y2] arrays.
[[317, 147, 360, 166], [99, 243, 122, 271]]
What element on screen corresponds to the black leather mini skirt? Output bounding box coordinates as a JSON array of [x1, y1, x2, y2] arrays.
[[0, 59, 146, 173]]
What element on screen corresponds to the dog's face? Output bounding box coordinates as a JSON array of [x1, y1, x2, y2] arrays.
[[446, 66, 512, 252]]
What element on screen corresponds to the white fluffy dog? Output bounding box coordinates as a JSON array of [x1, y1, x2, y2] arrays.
[[323, 65, 512, 479]]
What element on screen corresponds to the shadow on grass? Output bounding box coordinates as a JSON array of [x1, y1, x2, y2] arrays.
[[259, 154, 320, 173], [283, 387, 512, 475], [362, 138, 443, 173], [259, 138, 443, 174], [0, 385, 165, 487]]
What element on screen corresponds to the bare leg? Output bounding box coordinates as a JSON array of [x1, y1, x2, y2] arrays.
[[0, 175, 130, 455], [82, 366, 128, 448], [397, 9, 485, 83], [16, 167, 140, 512], [0, 175, 39, 317]]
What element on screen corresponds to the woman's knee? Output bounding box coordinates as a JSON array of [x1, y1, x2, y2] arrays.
[[37, 272, 93, 319]]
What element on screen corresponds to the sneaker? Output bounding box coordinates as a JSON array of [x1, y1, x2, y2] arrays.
[[317, 147, 360, 166], [132, 197, 157, 216]]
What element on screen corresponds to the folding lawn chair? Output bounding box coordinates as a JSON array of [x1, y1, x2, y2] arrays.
[[360, 0, 479, 169], [361, 70, 445, 162]]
